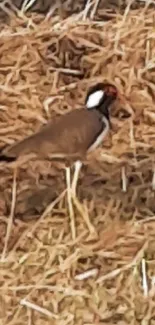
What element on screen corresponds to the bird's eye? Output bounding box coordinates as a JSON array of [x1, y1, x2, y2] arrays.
[[106, 86, 117, 96]]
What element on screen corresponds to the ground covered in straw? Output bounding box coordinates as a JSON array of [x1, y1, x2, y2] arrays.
[[0, 3, 155, 325]]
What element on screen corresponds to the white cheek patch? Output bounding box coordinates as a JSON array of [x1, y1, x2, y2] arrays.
[[86, 90, 104, 109]]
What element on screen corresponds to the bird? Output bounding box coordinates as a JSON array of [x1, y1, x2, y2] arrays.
[[0, 82, 118, 195]]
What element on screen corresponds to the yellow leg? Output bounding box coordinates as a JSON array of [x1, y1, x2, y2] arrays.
[[71, 160, 82, 197], [65, 166, 76, 239]]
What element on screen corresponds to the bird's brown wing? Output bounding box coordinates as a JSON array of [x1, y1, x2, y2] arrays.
[[0, 109, 104, 161]]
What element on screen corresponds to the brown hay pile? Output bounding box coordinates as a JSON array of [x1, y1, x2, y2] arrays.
[[0, 0, 153, 19], [1, 4, 155, 325]]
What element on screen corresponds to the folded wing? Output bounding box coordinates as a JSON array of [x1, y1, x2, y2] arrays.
[[0, 109, 105, 162]]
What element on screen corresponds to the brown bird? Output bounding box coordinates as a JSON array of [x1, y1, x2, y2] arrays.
[[0, 83, 118, 195]]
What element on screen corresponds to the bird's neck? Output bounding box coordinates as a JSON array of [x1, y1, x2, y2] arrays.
[[98, 105, 110, 121], [97, 97, 113, 122]]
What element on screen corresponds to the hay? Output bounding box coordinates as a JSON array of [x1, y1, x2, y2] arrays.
[[0, 3, 155, 325]]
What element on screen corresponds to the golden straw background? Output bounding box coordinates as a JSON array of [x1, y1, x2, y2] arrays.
[[0, 1, 155, 324]]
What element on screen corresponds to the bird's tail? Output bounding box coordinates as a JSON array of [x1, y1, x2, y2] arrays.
[[0, 145, 16, 162], [0, 154, 16, 162]]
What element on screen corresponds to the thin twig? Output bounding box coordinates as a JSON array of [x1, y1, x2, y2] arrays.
[[75, 268, 98, 280], [121, 166, 127, 192], [141, 258, 148, 297], [73, 196, 96, 234], [9, 190, 66, 256], [97, 241, 148, 283], [1, 168, 17, 261], [20, 299, 59, 319]]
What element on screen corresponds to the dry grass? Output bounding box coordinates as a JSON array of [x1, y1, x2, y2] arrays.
[[0, 2, 155, 325]]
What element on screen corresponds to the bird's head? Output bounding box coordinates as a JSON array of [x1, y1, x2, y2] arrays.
[[85, 82, 118, 120]]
